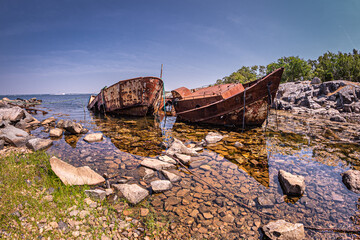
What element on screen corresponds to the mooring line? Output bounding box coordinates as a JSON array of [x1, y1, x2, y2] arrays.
[[165, 153, 360, 235]]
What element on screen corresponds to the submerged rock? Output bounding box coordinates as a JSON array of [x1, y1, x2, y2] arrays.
[[205, 132, 224, 144], [113, 183, 149, 205], [49, 156, 105, 186], [49, 128, 63, 138], [166, 138, 198, 156], [278, 170, 305, 196], [262, 220, 305, 240], [84, 133, 103, 142], [140, 158, 175, 171], [162, 170, 181, 182], [342, 170, 360, 193], [26, 138, 53, 151], [151, 180, 173, 192]]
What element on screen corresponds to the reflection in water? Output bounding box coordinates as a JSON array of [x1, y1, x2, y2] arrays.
[[64, 134, 81, 148]]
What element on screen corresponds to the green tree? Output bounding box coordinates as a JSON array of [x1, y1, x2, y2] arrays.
[[267, 56, 312, 82], [216, 65, 265, 85]]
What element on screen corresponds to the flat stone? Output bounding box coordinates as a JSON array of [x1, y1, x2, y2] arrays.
[[26, 138, 53, 151], [140, 208, 149, 217], [158, 155, 177, 164], [175, 153, 191, 164], [166, 196, 181, 206], [49, 128, 63, 138], [142, 167, 155, 180], [257, 196, 273, 208], [262, 220, 305, 240], [41, 117, 56, 125], [113, 184, 149, 205], [161, 170, 181, 182], [177, 189, 190, 197], [331, 192, 344, 202], [140, 158, 175, 171], [84, 189, 106, 201], [342, 170, 360, 193], [83, 133, 103, 142], [222, 214, 235, 223], [203, 212, 213, 219], [166, 138, 199, 156], [151, 180, 173, 193], [50, 156, 105, 185], [205, 132, 223, 144], [278, 170, 305, 196]]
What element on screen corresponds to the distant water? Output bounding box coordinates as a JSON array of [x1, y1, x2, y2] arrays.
[[0, 94, 92, 122]]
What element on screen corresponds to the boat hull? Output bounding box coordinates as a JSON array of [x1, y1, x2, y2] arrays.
[[174, 68, 284, 127], [88, 77, 163, 117]]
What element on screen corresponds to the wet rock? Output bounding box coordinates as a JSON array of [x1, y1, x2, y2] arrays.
[[234, 142, 244, 148], [84, 189, 106, 201], [140, 167, 155, 180], [56, 119, 65, 128], [257, 196, 274, 208], [166, 138, 199, 156], [158, 155, 177, 164], [342, 170, 360, 193], [175, 153, 191, 164], [113, 184, 149, 205], [222, 214, 235, 223], [41, 117, 56, 125], [262, 220, 305, 240], [62, 120, 85, 134], [278, 170, 305, 196], [26, 138, 53, 151], [0, 124, 29, 147], [83, 133, 103, 142], [140, 158, 175, 171], [161, 170, 181, 182], [151, 180, 173, 192], [205, 132, 223, 144], [49, 128, 63, 138], [49, 156, 105, 185]]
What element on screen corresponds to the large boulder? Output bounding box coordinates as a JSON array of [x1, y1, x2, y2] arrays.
[[63, 120, 84, 134], [342, 170, 360, 193], [278, 170, 305, 196], [262, 220, 305, 240], [83, 133, 103, 142], [0, 124, 29, 147], [140, 158, 175, 171], [166, 138, 198, 156], [0, 107, 26, 122], [113, 184, 149, 205], [151, 180, 173, 193], [49, 156, 105, 186], [26, 138, 53, 151]]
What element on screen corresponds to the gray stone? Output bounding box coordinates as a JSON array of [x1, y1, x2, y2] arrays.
[[83, 133, 103, 142], [257, 196, 273, 208], [205, 132, 224, 144], [166, 138, 199, 156], [140, 158, 175, 171], [278, 170, 305, 196], [311, 77, 321, 85], [26, 138, 53, 151], [49, 128, 63, 138], [142, 167, 155, 180], [262, 220, 305, 240], [158, 155, 177, 164], [113, 184, 149, 205], [175, 153, 191, 164], [330, 115, 346, 122], [0, 107, 26, 122], [342, 170, 360, 193], [0, 124, 29, 147], [62, 120, 84, 134], [151, 180, 173, 192], [84, 189, 106, 201], [161, 170, 181, 182]]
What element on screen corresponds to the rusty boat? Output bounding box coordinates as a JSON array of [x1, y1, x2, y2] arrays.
[[88, 77, 164, 117], [171, 68, 284, 127]]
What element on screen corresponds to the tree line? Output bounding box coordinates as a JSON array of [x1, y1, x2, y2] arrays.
[[215, 49, 360, 85]]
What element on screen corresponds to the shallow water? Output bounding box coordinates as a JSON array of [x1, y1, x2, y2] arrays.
[[5, 94, 360, 239]]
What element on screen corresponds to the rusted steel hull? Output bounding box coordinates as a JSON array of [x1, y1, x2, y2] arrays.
[[88, 77, 163, 117], [173, 68, 284, 127]]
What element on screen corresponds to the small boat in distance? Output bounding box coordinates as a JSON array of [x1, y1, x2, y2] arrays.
[[171, 68, 284, 127], [88, 77, 164, 117]]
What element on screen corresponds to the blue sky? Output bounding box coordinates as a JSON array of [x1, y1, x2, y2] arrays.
[[0, 0, 359, 94]]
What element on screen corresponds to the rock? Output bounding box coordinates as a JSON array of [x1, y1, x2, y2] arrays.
[[140, 158, 175, 171], [278, 170, 305, 196], [83, 133, 103, 142], [26, 138, 53, 151], [166, 138, 199, 156], [311, 77, 321, 85], [151, 180, 173, 192], [0, 124, 29, 147], [84, 189, 106, 201], [222, 214, 235, 223], [0, 139, 4, 150], [140, 208, 149, 217], [161, 170, 181, 182], [330, 115, 346, 122], [342, 170, 360, 193], [158, 155, 177, 164], [41, 117, 56, 125], [62, 120, 84, 134], [175, 153, 191, 164], [49, 156, 105, 185], [142, 167, 155, 180], [257, 196, 273, 208], [49, 128, 63, 138], [234, 142, 244, 148], [205, 132, 224, 144], [57, 119, 65, 128], [262, 220, 305, 240], [0, 107, 26, 122], [113, 184, 149, 205]]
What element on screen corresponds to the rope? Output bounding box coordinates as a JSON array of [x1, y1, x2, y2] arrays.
[[164, 153, 360, 235]]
